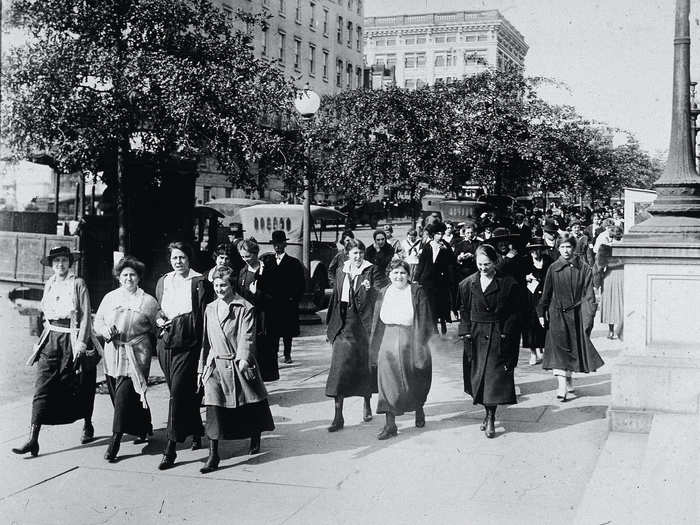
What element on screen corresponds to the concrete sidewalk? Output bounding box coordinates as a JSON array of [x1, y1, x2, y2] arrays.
[[0, 323, 622, 525]]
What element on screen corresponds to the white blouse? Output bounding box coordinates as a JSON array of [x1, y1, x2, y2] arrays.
[[160, 269, 201, 319], [380, 285, 413, 326], [41, 274, 76, 320]]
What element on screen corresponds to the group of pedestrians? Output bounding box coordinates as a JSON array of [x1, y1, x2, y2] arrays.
[[12, 232, 305, 475], [11, 201, 621, 466]]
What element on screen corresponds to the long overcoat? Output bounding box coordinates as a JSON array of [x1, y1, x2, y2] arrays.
[[414, 242, 456, 322], [537, 257, 604, 373], [259, 253, 305, 338], [458, 272, 520, 405], [199, 295, 267, 408]]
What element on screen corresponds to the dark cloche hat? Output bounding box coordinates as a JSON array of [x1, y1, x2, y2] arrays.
[[525, 237, 547, 250], [41, 246, 80, 267], [483, 227, 518, 245], [542, 218, 559, 234], [270, 230, 288, 244]]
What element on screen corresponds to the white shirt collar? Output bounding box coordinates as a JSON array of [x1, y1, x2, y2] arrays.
[[167, 268, 201, 281]]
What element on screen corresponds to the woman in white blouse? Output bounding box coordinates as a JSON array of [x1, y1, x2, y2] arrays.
[[154, 242, 213, 470], [369, 260, 434, 440], [94, 256, 160, 462]]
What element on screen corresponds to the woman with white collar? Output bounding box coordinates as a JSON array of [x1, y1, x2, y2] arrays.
[[325, 239, 383, 432], [155, 242, 213, 470], [94, 256, 160, 462], [12, 246, 97, 457]]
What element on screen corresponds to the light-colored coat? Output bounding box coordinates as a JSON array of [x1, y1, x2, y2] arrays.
[[198, 295, 267, 408]]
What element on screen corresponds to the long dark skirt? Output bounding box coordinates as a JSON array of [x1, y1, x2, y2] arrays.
[[377, 325, 431, 416], [106, 375, 152, 437], [205, 400, 275, 440], [256, 334, 279, 382], [157, 344, 204, 442], [422, 284, 452, 324], [325, 306, 375, 398], [521, 292, 546, 349], [31, 331, 96, 425]]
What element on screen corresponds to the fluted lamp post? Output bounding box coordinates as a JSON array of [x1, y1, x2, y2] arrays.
[[293, 88, 321, 272]]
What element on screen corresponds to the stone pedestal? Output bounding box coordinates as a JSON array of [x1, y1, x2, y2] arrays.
[[609, 241, 700, 432]]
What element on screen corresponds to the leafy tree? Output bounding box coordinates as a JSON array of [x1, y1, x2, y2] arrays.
[[2, 0, 294, 251]]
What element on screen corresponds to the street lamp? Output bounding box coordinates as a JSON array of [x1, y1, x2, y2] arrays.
[[293, 87, 321, 272]]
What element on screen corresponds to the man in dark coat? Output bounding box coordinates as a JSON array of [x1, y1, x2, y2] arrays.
[[454, 222, 481, 281], [511, 212, 532, 252], [260, 230, 306, 364], [537, 234, 604, 401]]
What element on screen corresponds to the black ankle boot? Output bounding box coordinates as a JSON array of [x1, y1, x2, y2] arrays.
[[328, 415, 344, 432], [415, 407, 425, 428], [12, 424, 40, 457], [158, 440, 177, 470], [200, 440, 219, 474], [479, 412, 488, 431], [104, 433, 122, 463], [249, 434, 261, 455], [81, 420, 95, 444], [484, 408, 496, 439]]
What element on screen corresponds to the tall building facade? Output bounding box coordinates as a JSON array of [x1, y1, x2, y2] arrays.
[[363, 10, 527, 89], [197, 0, 366, 205]]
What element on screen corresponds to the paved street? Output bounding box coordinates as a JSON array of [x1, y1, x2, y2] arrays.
[[0, 287, 622, 525]]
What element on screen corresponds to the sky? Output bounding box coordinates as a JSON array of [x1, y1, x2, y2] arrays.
[[367, 0, 700, 155]]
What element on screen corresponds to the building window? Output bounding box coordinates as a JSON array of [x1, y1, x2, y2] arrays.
[[348, 0, 353, 10], [295, 0, 301, 23], [279, 0, 285, 16], [434, 34, 455, 44], [322, 8, 329, 35], [225, 187, 232, 198], [356, 26, 361, 50], [404, 36, 415, 45], [262, 28, 269, 56], [309, 43, 316, 75], [434, 51, 456, 67], [446, 35, 457, 43], [278, 31, 286, 62], [347, 21, 353, 47], [337, 16, 343, 43], [336, 58, 343, 87], [203, 186, 211, 202], [322, 49, 329, 78], [374, 54, 385, 66], [386, 37, 396, 46], [417, 79, 427, 88], [404, 52, 425, 68], [477, 34, 488, 41], [434, 53, 445, 67], [404, 79, 416, 89], [465, 35, 476, 42], [375, 37, 385, 47], [294, 37, 302, 69], [416, 35, 426, 44], [310, 1, 316, 29], [346, 63, 353, 88], [465, 50, 488, 65], [355, 66, 362, 88], [386, 54, 396, 68], [357, 0, 362, 15]]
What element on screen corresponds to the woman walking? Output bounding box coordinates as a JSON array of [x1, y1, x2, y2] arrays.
[[325, 239, 382, 432], [414, 222, 455, 335], [597, 244, 624, 339], [94, 256, 160, 462], [155, 242, 212, 470], [370, 260, 433, 440], [198, 266, 274, 474], [521, 238, 553, 365], [236, 238, 279, 381], [537, 235, 604, 401], [12, 246, 98, 456], [458, 245, 521, 439]]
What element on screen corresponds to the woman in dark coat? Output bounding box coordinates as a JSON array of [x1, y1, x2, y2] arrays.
[[236, 238, 279, 381], [325, 239, 383, 432], [197, 266, 274, 474], [414, 222, 455, 335], [458, 244, 521, 439], [521, 238, 553, 365], [537, 234, 604, 401], [12, 246, 98, 457], [369, 260, 434, 440], [155, 242, 213, 470]]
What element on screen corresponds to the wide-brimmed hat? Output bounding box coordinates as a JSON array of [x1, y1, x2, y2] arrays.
[[41, 246, 80, 267], [482, 227, 518, 245], [270, 230, 288, 244], [525, 237, 547, 250]]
